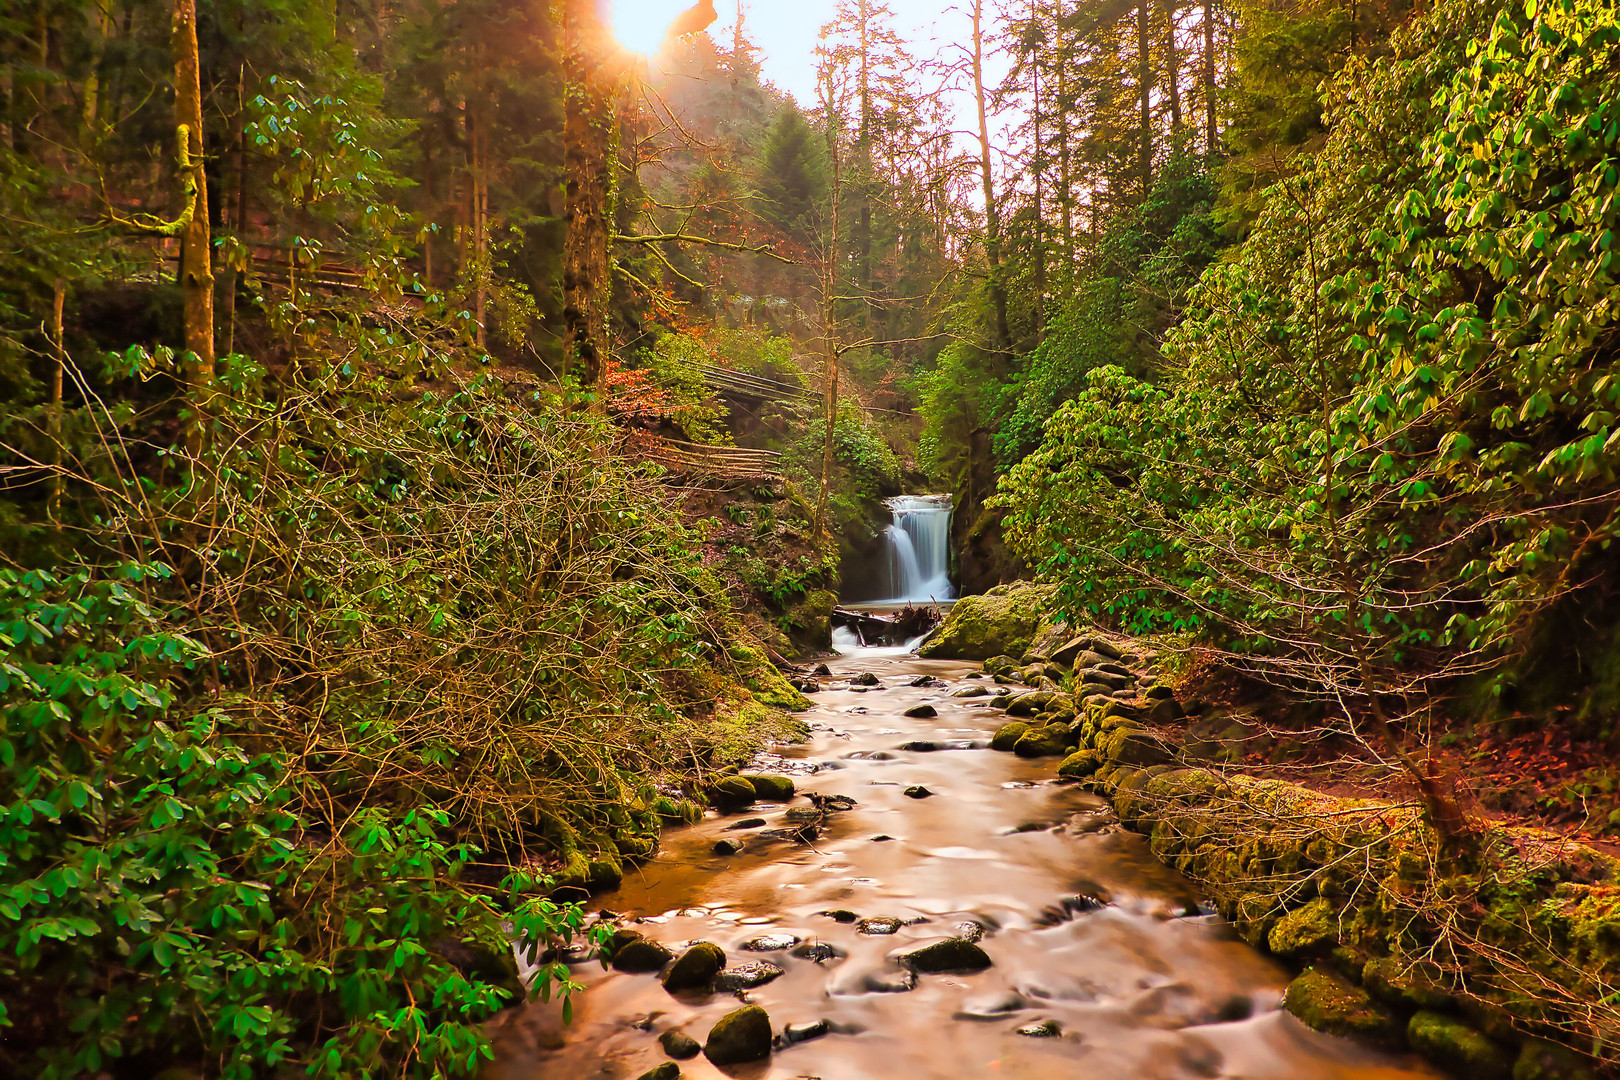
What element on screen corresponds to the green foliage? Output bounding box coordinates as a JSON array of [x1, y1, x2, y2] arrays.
[[755, 106, 830, 240], [999, 0, 1620, 706], [0, 564, 600, 1079], [641, 332, 732, 444]]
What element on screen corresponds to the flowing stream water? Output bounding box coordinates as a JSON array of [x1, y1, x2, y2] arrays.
[[488, 644, 1442, 1080], [878, 496, 954, 604]]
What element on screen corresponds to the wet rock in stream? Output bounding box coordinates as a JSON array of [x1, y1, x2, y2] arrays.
[[954, 990, 1028, 1020], [658, 1029, 701, 1059], [713, 960, 786, 992], [850, 672, 881, 686], [855, 915, 903, 935], [703, 1005, 773, 1065], [739, 933, 800, 952], [903, 785, 934, 799], [661, 942, 726, 992], [790, 939, 846, 962], [903, 703, 939, 718], [725, 817, 767, 830], [712, 838, 745, 856], [611, 937, 674, 974], [1017, 1019, 1063, 1038], [635, 1063, 680, 1080], [779, 1019, 831, 1045], [894, 937, 993, 973]]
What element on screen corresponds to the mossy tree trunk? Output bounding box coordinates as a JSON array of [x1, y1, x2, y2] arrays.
[[172, 0, 213, 399]]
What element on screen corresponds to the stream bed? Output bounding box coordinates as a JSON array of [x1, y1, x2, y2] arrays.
[[488, 645, 1444, 1080]]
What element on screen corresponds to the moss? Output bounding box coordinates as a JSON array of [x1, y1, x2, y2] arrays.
[[1101, 725, 1173, 767], [1283, 968, 1404, 1050], [662, 942, 726, 992], [740, 774, 795, 801], [1268, 897, 1338, 958], [918, 581, 1058, 660], [709, 776, 756, 810], [1513, 1040, 1598, 1080], [1362, 956, 1455, 1010], [990, 721, 1030, 752], [1013, 725, 1068, 758], [1407, 1011, 1511, 1080], [1057, 748, 1104, 779]]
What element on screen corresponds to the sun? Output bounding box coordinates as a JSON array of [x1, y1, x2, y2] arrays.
[[610, 0, 693, 58]]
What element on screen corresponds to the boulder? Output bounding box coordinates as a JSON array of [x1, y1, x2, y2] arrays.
[[612, 937, 675, 974], [1268, 898, 1338, 959], [658, 1029, 701, 1059], [1013, 726, 1068, 758], [740, 774, 795, 801], [709, 776, 757, 811], [704, 1005, 773, 1066], [904, 704, 939, 719], [1057, 749, 1104, 779], [990, 721, 1030, 752], [1282, 968, 1403, 1050], [903, 785, 934, 799], [850, 672, 881, 686], [1146, 697, 1184, 725], [983, 655, 1020, 676], [951, 684, 991, 698], [1407, 1011, 1511, 1080], [1052, 635, 1123, 665], [662, 942, 726, 992], [1513, 1039, 1598, 1080], [857, 915, 904, 934], [1006, 691, 1064, 717], [895, 937, 993, 973], [1362, 956, 1455, 1011], [1078, 669, 1133, 692], [1101, 725, 1173, 767], [712, 838, 744, 856], [636, 1065, 679, 1080], [918, 581, 1059, 660]]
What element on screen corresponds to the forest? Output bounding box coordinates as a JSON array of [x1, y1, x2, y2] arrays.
[[1, 0, 1618, 1075]]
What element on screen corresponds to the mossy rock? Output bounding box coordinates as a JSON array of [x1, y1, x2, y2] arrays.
[[1268, 898, 1338, 959], [1101, 725, 1173, 767], [653, 796, 703, 824], [1007, 691, 1064, 717], [1057, 749, 1104, 779], [1362, 956, 1455, 1011], [1283, 968, 1404, 1050], [739, 774, 795, 801], [1513, 1039, 1597, 1080], [990, 721, 1030, 752], [703, 1004, 773, 1065], [1013, 726, 1068, 758], [635, 1064, 680, 1080], [917, 581, 1058, 660], [612, 937, 675, 974], [662, 942, 726, 992], [1407, 1011, 1510, 1080], [983, 654, 1020, 676], [709, 776, 757, 811]]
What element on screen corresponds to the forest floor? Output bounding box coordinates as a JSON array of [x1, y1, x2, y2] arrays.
[[1169, 664, 1620, 856]]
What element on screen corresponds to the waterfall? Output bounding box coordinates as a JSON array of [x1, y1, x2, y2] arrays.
[[881, 495, 954, 603]]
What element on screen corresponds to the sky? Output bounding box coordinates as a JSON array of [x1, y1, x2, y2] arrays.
[[608, 0, 991, 112]]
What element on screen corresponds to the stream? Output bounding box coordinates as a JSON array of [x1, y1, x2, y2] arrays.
[[488, 644, 1444, 1080]]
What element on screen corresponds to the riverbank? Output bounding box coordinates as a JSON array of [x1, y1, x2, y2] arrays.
[[926, 590, 1618, 1079]]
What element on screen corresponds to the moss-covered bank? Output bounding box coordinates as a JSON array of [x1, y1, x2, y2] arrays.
[[966, 586, 1619, 1078]]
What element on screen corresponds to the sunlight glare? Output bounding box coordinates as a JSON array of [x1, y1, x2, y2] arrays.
[[610, 0, 692, 58]]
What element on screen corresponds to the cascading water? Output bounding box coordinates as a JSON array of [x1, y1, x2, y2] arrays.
[[880, 494, 954, 603]]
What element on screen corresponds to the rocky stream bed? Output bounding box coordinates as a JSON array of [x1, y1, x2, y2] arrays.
[[485, 642, 1450, 1080]]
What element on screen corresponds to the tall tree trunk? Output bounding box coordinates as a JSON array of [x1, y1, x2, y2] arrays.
[[172, 0, 214, 401], [856, 0, 874, 330], [1057, 55, 1073, 292], [1203, 0, 1218, 154], [561, 0, 615, 399], [815, 110, 843, 546], [1030, 0, 1044, 342], [1164, 0, 1183, 135], [970, 0, 1010, 356], [48, 279, 65, 527], [1137, 0, 1154, 195]]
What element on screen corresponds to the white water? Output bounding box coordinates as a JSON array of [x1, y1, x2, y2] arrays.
[[880, 494, 954, 604], [831, 625, 931, 658]]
